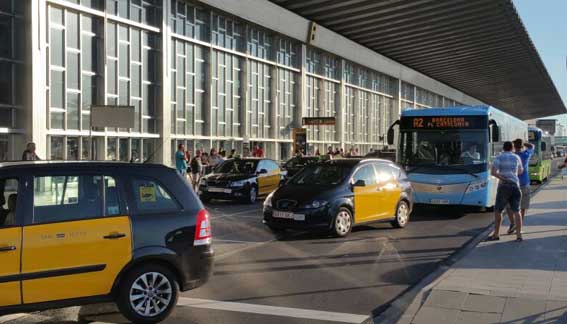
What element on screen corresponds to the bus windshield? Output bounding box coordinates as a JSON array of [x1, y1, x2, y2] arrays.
[[400, 129, 488, 173]]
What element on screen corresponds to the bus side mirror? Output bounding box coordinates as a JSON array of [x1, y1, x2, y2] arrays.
[[387, 120, 399, 145], [489, 119, 499, 142], [387, 128, 395, 145], [491, 125, 499, 142]]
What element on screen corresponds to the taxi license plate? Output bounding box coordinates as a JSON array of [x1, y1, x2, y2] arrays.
[[273, 211, 305, 221], [431, 199, 450, 205], [208, 187, 232, 194]]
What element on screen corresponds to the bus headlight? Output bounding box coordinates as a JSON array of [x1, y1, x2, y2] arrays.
[[466, 180, 488, 193]]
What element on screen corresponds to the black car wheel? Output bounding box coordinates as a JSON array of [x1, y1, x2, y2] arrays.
[[116, 264, 179, 324], [391, 201, 410, 228], [332, 207, 353, 237]]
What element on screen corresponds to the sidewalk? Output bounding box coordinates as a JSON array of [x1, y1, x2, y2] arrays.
[[399, 177, 567, 324]]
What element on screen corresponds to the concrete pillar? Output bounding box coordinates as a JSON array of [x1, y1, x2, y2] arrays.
[[337, 59, 345, 149], [29, 0, 48, 158], [157, 0, 172, 165]]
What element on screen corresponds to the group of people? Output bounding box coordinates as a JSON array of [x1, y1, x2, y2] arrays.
[[295, 146, 362, 158], [175, 144, 239, 190], [489, 138, 535, 242]]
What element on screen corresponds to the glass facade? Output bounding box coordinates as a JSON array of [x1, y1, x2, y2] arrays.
[[0, 0, 470, 163], [0, 0, 25, 161]]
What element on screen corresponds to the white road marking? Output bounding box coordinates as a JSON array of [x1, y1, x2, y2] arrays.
[[0, 313, 28, 323], [177, 297, 369, 323]]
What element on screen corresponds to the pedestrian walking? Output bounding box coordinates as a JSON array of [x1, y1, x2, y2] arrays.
[[506, 139, 534, 234], [22, 142, 41, 161], [175, 144, 188, 177], [488, 141, 524, 242], [190, 150, 203, 191], [228, 149, 236, 159]]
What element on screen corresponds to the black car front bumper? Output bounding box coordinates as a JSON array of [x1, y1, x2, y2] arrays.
[[263, 206, 333, 231]]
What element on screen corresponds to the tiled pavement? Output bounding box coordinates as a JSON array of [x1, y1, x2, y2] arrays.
[[399, 178, 567, 324]]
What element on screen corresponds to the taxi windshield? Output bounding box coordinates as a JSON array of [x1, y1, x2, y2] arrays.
[[215, 160, 258, 175], [289, 164, 349, 186]]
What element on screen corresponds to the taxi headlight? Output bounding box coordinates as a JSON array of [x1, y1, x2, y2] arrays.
[[466, 180, 488, 193], [263, 191, 275, 208], [304, 200, 328, 209]]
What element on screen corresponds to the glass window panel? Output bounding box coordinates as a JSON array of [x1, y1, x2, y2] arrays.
[[119, 79, 129, 105], [50, 69, 64, 108], [107, 59, 117, 94], [133, 99, 140, 131], [67, 137, 79, 160], [67, 92, 80, 130], [131, 5, 142, 23], [0, 16, 11, 59], [50, 137, 64, 160], [82, 75, 94, 111], [82, 34, 96, 72], [49, 6, 63, 24], [119, 138, 129, 161], [131, 64, 141, 97], [107, 22, 116, 57], [118, 0, 128, 19], [0, 108, 12, 128], [81, 137, 91, 160], [107, 138, 117, 160], [67, 52, 80, 90], [119, 43, 128, 77], [67, 12, 79, 50], [50, 112, 64, 129], [119, 25, 128, 41], [131, 29, 141, 62], [82, 15, 96, 33], [0, 62, 11, 105], [50, 28, 64, 67]]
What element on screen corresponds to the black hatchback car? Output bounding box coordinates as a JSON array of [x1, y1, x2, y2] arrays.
[[263, 159, 413, 237], [0, 161, 213, 324]]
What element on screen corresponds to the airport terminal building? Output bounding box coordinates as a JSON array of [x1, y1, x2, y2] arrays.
[[1, 0, 564, 164]]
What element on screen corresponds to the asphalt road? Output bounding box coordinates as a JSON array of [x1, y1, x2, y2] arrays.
[[3, 160, 561, 324]]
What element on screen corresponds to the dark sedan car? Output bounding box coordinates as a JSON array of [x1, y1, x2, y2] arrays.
[[263, 159, 413, 237], [199, 158, 282, 204]]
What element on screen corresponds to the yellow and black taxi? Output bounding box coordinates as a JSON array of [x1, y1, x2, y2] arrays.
[[199, 158, 282, 204], [0, 161, 213, 324], [263, 159, 413, 237]]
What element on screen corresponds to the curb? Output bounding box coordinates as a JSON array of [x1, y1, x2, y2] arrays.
[[372, 171, 559, 324]]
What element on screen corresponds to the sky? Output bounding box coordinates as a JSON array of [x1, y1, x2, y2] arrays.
[[513, 0, 567, 124]]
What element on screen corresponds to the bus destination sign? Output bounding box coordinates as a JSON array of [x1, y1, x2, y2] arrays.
[[401, 116, 486, 130]]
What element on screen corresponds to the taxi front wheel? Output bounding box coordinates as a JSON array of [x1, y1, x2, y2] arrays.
[[332, 207, 353, 237], [116, 264, 179, 324], [392, 201, 410, 228]]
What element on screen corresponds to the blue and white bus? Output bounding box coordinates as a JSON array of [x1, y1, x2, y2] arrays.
[[387, 106, 527, 208]]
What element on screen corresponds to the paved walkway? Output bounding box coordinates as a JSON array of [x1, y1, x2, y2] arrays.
[[399, 177, 567, 324]]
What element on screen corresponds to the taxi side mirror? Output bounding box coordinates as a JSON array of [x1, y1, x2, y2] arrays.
[[257, 169, 268, 175], [352, 179, 366, 187]]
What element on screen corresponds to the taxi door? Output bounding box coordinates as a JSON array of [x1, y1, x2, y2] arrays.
[[256, 160, 270, 195], [374, 163, 403, 219], [22, 175, 132, 304], [266, 160, 281, 192], [0, 177, 23, 307], [352, 165, 380, 223]]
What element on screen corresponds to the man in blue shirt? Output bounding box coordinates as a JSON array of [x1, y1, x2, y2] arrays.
[[507, 139, 534, 234], [489, 141, 524, 242], [175, 144, 188, 177]]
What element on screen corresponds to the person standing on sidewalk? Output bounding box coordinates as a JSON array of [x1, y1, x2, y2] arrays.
[[175, 144, 188, 177], [507, 139, 534, 234], [22, 142, 41, 161], [489, 141, 524, 242]]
